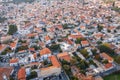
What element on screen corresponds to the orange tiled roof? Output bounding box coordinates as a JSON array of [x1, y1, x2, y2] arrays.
[[83, 76, 94, 80], [104, 63, 113, 69], [80, 26, 86, 29], [100, 53, 113, 62], [34, 28, 43, 33], [81, 40, 89, 45], [29, 48, 35, 51], [45, 36, 51, 41], [18, 68, 26, 80], [27, 33, 37, 38], [0, 67, 13, 80], [40, 48, 51, 56], [57, 52, 71, 62], [49, 55, 61, 67], [69, 34, 83, 39], [63, 38, 73, 45], [10, 58, 19, 63]]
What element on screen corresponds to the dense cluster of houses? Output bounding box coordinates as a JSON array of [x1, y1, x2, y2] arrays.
[[0, 0, 120, 80]]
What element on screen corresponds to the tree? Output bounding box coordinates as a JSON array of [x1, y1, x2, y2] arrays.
[[94, 54, 101, 61], [115, 56, 120, 64], [102, 60, 108, 64], [7, 25, 18, 35], [71, 76, 79, 80], [107, 29, 111, 33], [98, 44, 115, 55], [91, 49, 97, 55], [97, 24, 103, 32], [49, 44, 61, 52], [70, 58, 77, 65], [80, 49, 89, 58], [75, 38, 86, 44], [29, 71, 38, 79], [63, 65, 70, 71]]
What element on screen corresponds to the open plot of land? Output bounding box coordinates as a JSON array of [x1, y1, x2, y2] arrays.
[[103, 73, 120, 80]]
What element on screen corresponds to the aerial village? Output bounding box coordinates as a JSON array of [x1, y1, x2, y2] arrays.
[[0, 0, 120, 80]]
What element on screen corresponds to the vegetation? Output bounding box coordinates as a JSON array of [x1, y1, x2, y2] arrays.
[[15, 45, 28, 52], [27, 71, 38, 80], [94, 54, 101, 61], [72, 53, 89, 70], [103, 71, 120, 80], [30, 45, 41, 50], [1, 47, 12, 55], [9, 76, 15, 80], [62, 24, 75, 29], [91, 49, 97, 55], [80, 49, 89, 59], [31, 65, 38, 70], [111, 7, 120, 13], [18, 39, 27, 43], [7, 25, 18, 35], [97, 24, 103, 32], [115, 56, 120, 64], [61, 60, 73, 79], [75, 38, 86, 44], [49, 44, 62, 52], [98, 44, 115, 55]]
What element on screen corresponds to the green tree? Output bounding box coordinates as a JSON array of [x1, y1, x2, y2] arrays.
[[97, 24, 103, 32], [98, 44, 115, 55], [91, 49, 97, 55], [7, 25, 18, 35], [80, 49, 89, 58], [29, 71, 38, 79], [94, 54, 101, 61], [49, 44, 61, 52], [75, 38, 86, 44], [115, 56, 120, 64], [63, 65, 70, 71], [71, 76, 79, 80]]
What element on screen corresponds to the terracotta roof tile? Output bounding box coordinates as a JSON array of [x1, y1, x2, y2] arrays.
[[40, 48, 51, 56], [10, 58, 19, 63], [57, 52, 71, 62], [17, 68, 26, 80], [104, 63, 113, 69]]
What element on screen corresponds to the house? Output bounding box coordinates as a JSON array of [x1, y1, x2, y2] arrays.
[[44, 35, 51, 44], [57, 52, 71, 62], [39, 55, 61, 78], [63, 38, 74, 45], [0, 67, 14, 80], [9, 58, 19, 66], [68, 34, 83, 41], [40, 48, 51, 60], [27, 33, 38, 39], [17, 68, 26, 80], [83, 76, 95, 80], [28, 54, 36, 62], [60, 42, 71, 51], [81, 40, 89, 47], [9, 39, 18, 50], [100, 53, 114, 63], [104, 63, 114, 71], [1, 35, 12, 43]]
